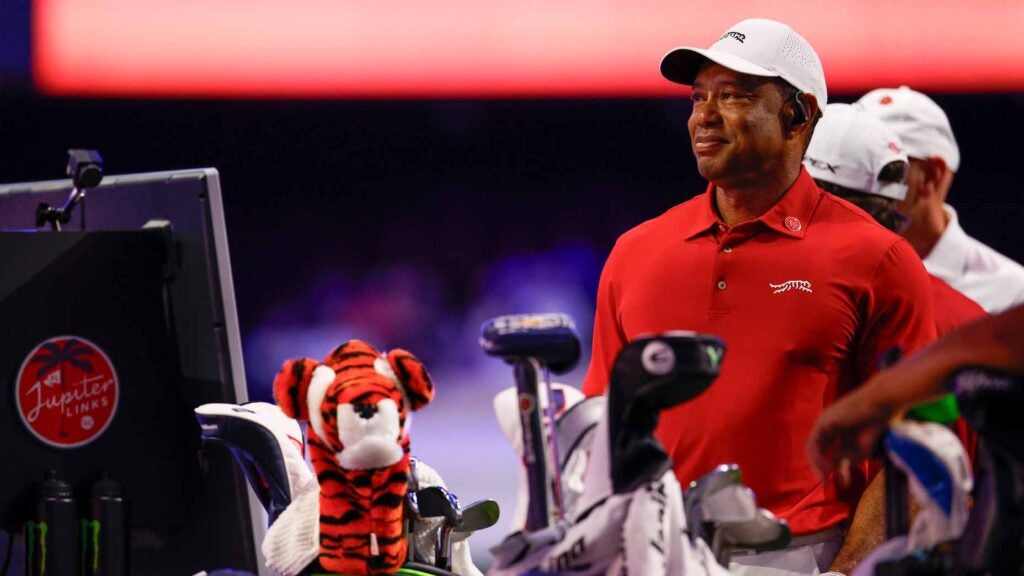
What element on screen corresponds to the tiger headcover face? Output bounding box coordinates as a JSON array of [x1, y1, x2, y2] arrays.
[[273, 339, 435, 575]]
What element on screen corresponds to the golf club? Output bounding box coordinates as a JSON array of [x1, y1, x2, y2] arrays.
[[481, 313, 580, 531], [416, 486, 462, 571], [194, 402, 303, 524]]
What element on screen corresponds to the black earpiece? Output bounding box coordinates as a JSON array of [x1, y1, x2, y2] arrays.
[[791, 90, 809, 125]]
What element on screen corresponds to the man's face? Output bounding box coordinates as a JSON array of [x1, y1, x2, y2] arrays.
[[688, 63, 790, 189]]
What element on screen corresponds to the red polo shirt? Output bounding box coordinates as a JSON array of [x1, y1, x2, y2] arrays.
[[930, 274, 987, 466], [930, 275, 986, 338], [583, 168, 936, 535]]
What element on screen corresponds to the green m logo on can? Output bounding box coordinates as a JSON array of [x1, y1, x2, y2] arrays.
[[24, 520, 49, 574]]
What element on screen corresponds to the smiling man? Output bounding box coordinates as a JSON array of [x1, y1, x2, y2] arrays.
[[582, 19, 937, 576]]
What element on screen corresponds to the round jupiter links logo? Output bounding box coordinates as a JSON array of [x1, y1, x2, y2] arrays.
[[15, 336, 119, 448]]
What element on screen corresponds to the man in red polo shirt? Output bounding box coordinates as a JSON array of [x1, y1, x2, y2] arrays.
[[582, 19, 936, 575]]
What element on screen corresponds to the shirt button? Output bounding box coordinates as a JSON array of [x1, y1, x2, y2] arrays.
[[723, 246, 733, 253], [717, 280, 727, 290], [717, 224, 726, 233]]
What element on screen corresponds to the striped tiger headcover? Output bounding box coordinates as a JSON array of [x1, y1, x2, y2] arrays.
[[272, 339, 435, 575]]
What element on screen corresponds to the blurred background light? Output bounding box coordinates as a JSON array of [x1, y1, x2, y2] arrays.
[[33, 0, 1024, 98]]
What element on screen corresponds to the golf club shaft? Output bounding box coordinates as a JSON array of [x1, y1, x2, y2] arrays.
[[515, 358, 558, 531], [884, 459, 910, 538], [435, 525, 453, 570], [541, 367, 565, 523]]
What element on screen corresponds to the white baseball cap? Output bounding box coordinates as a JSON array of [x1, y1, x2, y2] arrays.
[[661, 18, 827, 110], [856, 86, 960, 172], [804, 103, 909, 201]]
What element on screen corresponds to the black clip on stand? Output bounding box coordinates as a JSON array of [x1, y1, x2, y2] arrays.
[[36, 149, 104, 231]]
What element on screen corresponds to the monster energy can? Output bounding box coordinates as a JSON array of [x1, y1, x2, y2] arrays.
[[25, 469, 78, 576], [83, 472, 128, 575]]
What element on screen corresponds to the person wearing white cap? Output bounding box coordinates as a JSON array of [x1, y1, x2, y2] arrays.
[[583, 18, 936, 576], [804, 103, 987, 338], [804, 104, 987, 569], [857, 86, 1024, 314]]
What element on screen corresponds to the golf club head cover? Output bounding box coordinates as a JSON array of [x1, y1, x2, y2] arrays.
[[615, 470, 730, 576], [243, 402, 317, 498], [262, 484, 320, 576], [950, 367, 1024, 575], [272, 339, 435, 575], [951, 367, 1024, 461], [886, 420, 972, 549], [194, 402, 315, 523], [851, 420, 973, 576], [193, 402, 319, 575], [607, 333, 725, 494]]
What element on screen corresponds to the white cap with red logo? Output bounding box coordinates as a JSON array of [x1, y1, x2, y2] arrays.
[[660, 18, 827, 111], [804, 103, 909, 201], [856, 86, 960, 172]]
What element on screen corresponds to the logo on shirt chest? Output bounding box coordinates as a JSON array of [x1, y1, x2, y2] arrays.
[[769, 280, 813, 294]]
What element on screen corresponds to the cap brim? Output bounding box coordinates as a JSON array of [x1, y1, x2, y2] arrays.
[[875, 182, 908, 201], [660, 47, 779, 86]]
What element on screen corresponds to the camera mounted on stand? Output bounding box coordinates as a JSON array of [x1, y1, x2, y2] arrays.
[[36, 149, 104, 231]]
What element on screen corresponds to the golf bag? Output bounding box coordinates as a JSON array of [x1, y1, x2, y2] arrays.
[[486, 329, 735, 576], [194, 402, 486, 576]]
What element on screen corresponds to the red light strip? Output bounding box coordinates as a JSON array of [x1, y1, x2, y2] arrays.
[[33, 1, 1024, 98]]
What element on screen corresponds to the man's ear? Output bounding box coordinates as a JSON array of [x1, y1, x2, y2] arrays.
[[787, 92, 818, 140], [799, 93, 820, 125], [924, 156, 948, 183], [920, 156, 950, 199]]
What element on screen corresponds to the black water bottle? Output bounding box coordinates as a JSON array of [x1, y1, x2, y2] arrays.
[[83, 472, 129, 576], [25, 469, 79, 576]]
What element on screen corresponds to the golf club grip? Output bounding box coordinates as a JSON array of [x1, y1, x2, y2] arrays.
[[514, 359, 551, 531]]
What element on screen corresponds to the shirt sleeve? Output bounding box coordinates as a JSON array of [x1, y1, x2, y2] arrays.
[[855, 238, 938, 382], [582, 248, 628, 397]]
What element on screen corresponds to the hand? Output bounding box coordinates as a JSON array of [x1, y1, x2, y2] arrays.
[[806, 385, 894, 482]]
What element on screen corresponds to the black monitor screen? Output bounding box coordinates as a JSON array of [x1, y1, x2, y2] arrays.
[[0, 169, 266, 575]]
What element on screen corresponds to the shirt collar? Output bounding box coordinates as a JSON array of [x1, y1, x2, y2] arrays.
[[679, 186, 723, 240], [682, 167, 822, 240], [924, 204, 970, 275]]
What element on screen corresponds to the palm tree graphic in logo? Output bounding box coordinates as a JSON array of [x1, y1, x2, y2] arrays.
[[30, 338, 95, 438]]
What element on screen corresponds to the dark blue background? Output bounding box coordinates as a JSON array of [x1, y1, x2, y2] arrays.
[[1, 91, 1021, 380]]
